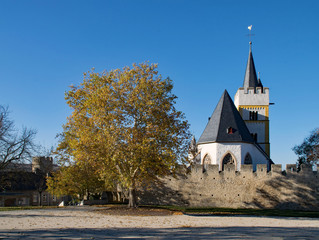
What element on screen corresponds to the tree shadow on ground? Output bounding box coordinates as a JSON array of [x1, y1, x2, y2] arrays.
[[0, 213, 75, 218], [1, 226, 318, 239]]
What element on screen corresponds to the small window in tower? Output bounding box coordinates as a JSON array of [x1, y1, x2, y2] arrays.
[[250, 133, 258, 142], [227, 127, 234, 134], [249, 111, 258, 120]]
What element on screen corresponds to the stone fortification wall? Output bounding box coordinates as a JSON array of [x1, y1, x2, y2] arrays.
[[138, 164, 319, 210]]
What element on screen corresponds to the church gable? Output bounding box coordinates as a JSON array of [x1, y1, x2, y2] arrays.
[[198, 90, 254, 145], [194, 39, 272, 170], [196, 89, 270, 170]]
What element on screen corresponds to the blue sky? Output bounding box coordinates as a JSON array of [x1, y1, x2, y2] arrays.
[[0, 0, 318, 166]]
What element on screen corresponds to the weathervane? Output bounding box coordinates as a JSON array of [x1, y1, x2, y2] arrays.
[[247, 25, 255, 45]]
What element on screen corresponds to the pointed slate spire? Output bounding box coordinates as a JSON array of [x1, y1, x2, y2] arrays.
[[198, 90, 255, 144], [243, 42, 258, 91]]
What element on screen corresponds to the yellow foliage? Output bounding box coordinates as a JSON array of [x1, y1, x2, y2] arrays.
[[56, 62, 191, 205]]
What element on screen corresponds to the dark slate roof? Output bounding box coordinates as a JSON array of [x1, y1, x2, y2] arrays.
[[0, 171, 40, 191], [1, 163, 32, 172], [243, 42, 258, 90], [198, 90, 255, 144]]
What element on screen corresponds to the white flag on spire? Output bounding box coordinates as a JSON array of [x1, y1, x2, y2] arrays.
[[248, 25, 252, 30]]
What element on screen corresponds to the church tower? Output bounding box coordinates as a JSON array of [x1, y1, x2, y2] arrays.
[[234, 42, 270, 156]]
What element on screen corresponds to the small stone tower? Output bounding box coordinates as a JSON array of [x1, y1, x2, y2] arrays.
[[32, 156, 53, 174], [234, 42, 270, 156]]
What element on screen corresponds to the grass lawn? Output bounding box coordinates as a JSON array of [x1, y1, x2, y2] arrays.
[[157, 205, 319, 218], [1, 204, 319, 218]]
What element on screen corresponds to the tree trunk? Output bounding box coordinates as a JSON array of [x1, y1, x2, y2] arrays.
[[128, 187, 137, 208], [39, 191, 42, 206]]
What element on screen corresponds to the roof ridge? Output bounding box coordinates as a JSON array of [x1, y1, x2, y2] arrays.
[[215, 90, 227, 141], [198, 90, 254, 144]]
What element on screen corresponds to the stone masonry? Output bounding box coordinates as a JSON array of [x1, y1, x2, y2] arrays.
[[138, 164, 319, 210]]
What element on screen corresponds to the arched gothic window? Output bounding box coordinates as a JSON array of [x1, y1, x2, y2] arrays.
[[244, 153, 252, 164], [202, 154, 211, 173], [222, 153, 234, 171]]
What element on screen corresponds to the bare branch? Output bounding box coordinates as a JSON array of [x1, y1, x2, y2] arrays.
[[0, 105, 37, 171]]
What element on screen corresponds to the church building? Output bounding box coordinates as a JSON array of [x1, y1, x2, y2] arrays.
[[195, 41, 272, 171]]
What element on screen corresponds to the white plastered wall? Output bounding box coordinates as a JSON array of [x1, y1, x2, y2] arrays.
[[198, 142, 268, 171], [240, 143, 269, 170], [198, 143, 217, 165], [234, 87, 269, 107]]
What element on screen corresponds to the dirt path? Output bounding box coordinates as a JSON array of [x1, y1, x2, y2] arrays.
[[1, 206, 319, 239]]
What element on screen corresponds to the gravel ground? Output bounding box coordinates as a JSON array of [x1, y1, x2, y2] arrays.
[[1, 206, 319, 239]]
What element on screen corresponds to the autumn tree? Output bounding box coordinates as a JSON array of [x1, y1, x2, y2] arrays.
[[0, 105, 37, 171], [293, 128, 319, 168], [46, 133, 107, 200], [47, 162, 106, 200], [59, 62, 191, 207]]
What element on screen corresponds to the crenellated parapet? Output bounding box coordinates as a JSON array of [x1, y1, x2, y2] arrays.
[[190, 163, 318, 177]]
